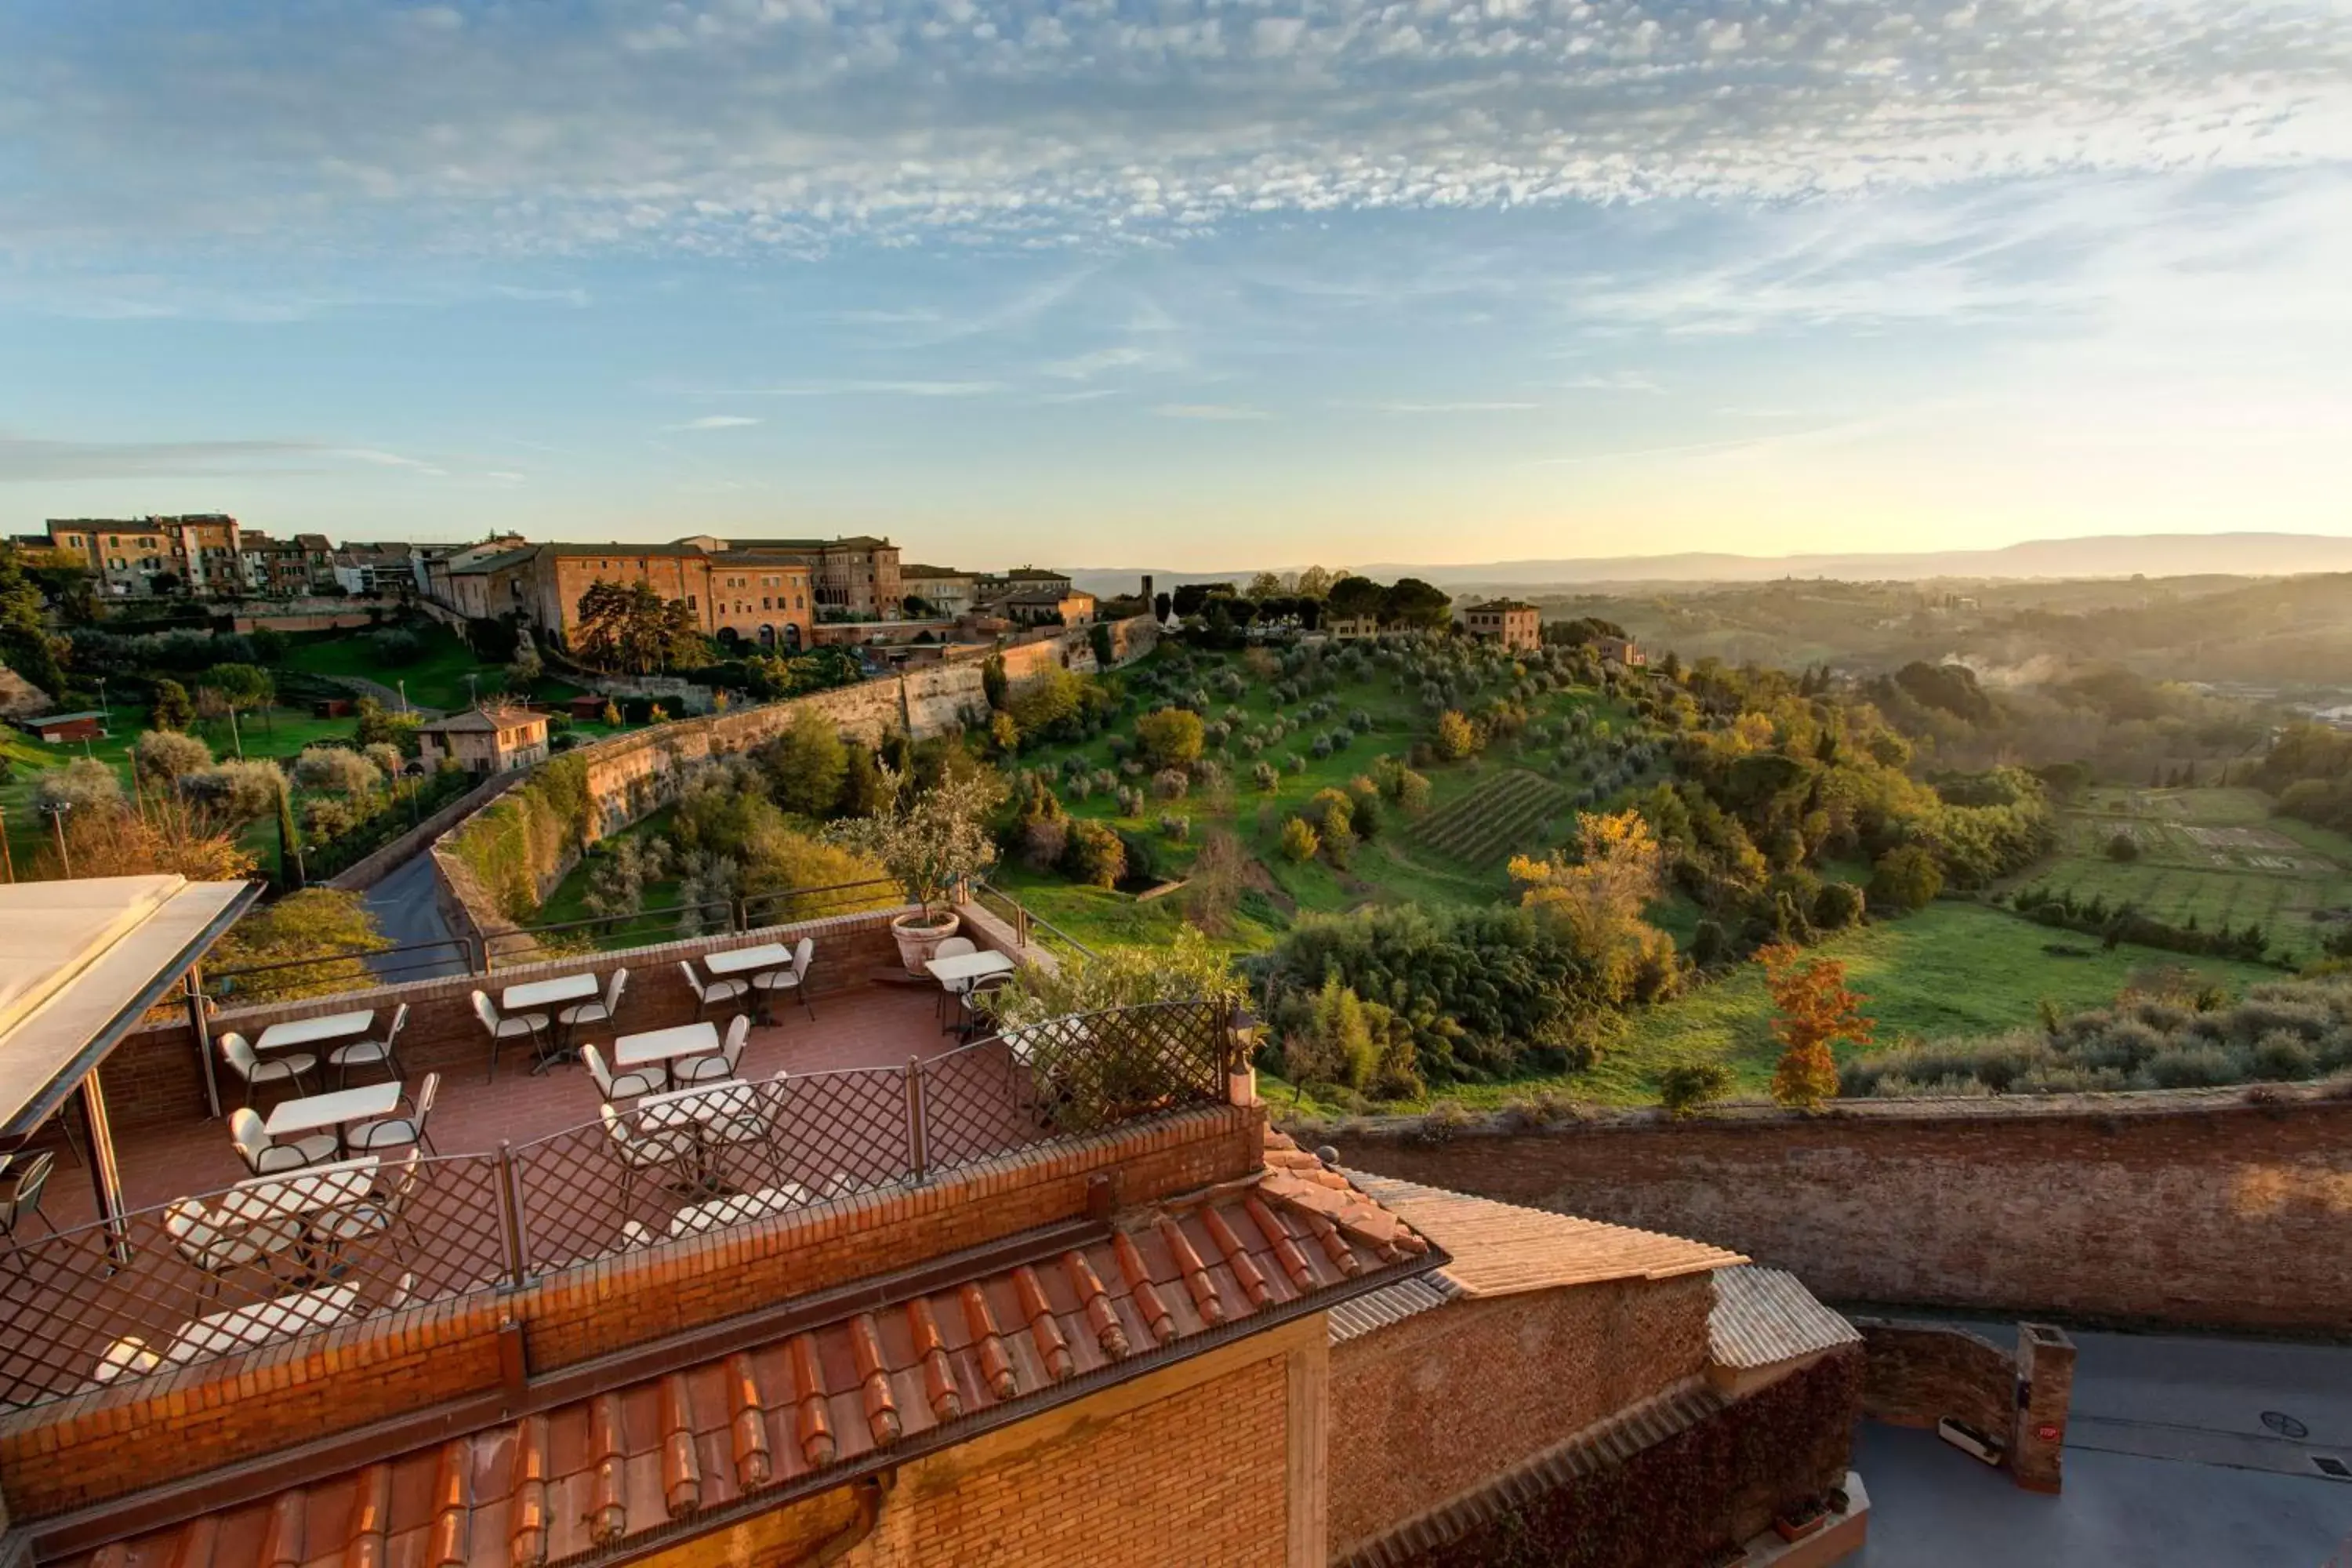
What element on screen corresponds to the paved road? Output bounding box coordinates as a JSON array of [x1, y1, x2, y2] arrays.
[[359, 853, 470, 983], [1857, 1328, 2352, 1566]]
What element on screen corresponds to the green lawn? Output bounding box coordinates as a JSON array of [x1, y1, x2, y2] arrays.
[[1003, 648, 1641, 942], [2004, 785, 2352, 961], [274, 621, 503, 711], [1, 703, 363, 875]]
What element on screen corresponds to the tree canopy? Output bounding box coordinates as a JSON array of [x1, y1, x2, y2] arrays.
[[574, 580, 710, 674]]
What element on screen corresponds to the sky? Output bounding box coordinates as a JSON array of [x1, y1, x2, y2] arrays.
[[2, 1, 2349, 572]]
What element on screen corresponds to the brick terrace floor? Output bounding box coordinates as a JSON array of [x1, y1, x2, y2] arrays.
[[35, 982, 989, 1231]]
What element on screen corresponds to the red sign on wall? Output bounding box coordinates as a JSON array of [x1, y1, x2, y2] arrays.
[[2036, 1424, 2062, 1443]]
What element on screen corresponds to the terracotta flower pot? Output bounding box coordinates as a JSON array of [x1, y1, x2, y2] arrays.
[[891, 909, 962, 975]]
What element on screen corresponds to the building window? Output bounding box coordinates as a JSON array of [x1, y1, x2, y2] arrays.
[[687, 594, 697, 609], [762, 596, 771, 610]]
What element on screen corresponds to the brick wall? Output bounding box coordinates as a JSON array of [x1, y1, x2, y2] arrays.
[[1850, 1319, 2013, 1439], [635, 1324, 1299, 1568], [1354, 1348, 1864, 1568], [1322, 1091, 2352, 1333], [0, 1105, 1268, 1522], [1327, 1274, 1712, 1559], [100, 907, 935, 1132], [525, 1105, 1265, 1370]]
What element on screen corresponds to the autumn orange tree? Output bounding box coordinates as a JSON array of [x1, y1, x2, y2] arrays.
[[1756, 942, 1873, 1109]]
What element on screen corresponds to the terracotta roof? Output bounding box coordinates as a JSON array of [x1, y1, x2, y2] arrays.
[[1708, 1266, 1861, 1370], [1343, 1172, 1744, 1297], [49, 1167, 1436, 1568], [419, 705, 544, 735]]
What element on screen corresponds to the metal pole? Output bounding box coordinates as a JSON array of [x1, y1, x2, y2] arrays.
[[81, 1072, 129, 1265], [904, 1057, 927, 1182], [45, 804, 71, 878], [495, 1142, 530, 1287], [185, 966, 220, 1119]]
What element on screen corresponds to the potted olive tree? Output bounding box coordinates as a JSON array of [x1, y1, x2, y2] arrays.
[[830, 767, 1003, 974]]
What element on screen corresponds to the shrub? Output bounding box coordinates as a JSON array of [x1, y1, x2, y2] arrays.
[[2146, 1043, 2243, 1088], [1301, 787, 1354, 839], [1022, 815, 1071, 871], [1812, 881, 1866, 931], [187, 758, 286, 822], [1283, 752, 1307, 775], [1394, 768, 1432, 815], [1279, 815, 1320, 863], [2250, 1030, 2317, 1080], [1659, 1062, 1734, 1118], [1159, 812, 1190, 843], [1434, 709, 1478, 760], [1868, 844, 1944, 912], [1690, 919, 1730, 967], [1309, 734, 1333, 760], [1152, 767, 1190, 800], [133, 728, 212, 786], [1251, 760, 1279, 792], [2107, 831, 2141, 862], [295, 745, 380, 795], [1061, 818, 1127, 887], [34, 757, 125, 815]]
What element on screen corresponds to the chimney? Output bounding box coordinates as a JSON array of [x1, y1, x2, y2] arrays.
[[1141, 573, 1154, 601]]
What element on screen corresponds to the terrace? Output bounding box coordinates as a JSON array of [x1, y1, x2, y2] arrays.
[[0, 898, 1239, 1414]]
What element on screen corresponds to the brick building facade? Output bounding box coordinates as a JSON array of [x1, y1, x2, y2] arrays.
[[1458, 597, 1541, 652], [45, 515, 245, 597]]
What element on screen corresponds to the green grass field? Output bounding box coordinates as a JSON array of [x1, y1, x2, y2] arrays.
[[2005, 786, 2352, 959], [1002, 648, 1636, 946], [274, 621, 503, 711], [1269, 900, 2281, 1115], [1, 703, 362, 875]]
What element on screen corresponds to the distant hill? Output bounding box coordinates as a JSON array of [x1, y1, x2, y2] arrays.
[[1067, 533, 2352, 596]]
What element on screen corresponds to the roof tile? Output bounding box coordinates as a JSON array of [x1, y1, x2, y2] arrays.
[[49, 1170, 1439, 1568]]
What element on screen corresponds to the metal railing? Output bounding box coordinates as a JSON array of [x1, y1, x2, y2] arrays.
[[480, 879, 905, 964], [0, 1002, 1232, 1410], [972, 880, 1097, 962]]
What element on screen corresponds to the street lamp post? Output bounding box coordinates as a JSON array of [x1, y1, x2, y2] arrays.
[[397, 678, 408, 715], [41, 800, 71, 879]]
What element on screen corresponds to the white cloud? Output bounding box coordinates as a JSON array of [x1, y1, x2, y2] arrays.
[[3, 0, 2344, 255], [666, 415, 764, 430], [1155, 402, 1271, 420], [1356, 400, 1542, 414], [695, 380, 1009, 397]]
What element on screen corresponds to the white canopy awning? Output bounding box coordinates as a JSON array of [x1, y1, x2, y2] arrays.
[[0, 875, 258, 1142]]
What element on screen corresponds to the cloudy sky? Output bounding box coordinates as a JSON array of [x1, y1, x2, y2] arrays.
[[2, 0, 2348, 568]]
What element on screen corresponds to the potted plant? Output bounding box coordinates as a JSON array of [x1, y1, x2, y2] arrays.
[[829, 768, 1004, 974], [1772, 1498, 1828, 1544]]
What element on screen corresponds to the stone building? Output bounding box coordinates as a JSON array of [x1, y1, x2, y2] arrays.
[[415, 703, 550, 774], [1458, 598, 1541, 652], [898, 564, 978, 617], [45, 515, 245, 597]]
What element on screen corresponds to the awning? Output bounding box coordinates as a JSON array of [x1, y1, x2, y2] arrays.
[[0, 875, 259, 1142]]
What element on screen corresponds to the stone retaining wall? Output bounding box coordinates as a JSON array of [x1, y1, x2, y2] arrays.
[[1320, 1088, 2352, 1334]]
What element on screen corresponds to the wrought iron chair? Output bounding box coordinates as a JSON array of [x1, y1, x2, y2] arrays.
[[673, 1015, 750, 1087], [229, 1106, 337, 1175], [328, 1002, 409, 1088], [681, 960, 748, 1022], [471, 992, 550, 1082], [220, 1031, 316, 1109], [584, 1042, 667, 1103], [347, 1073, 440, 1157]]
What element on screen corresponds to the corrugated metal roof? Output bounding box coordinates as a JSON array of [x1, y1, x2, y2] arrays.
[[1345, 1172, 1746, 1297], [1708, 1265, 1862, 1370], [1327, 1274, 1463, 1344]]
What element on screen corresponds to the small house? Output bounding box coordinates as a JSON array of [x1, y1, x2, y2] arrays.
[[23, 712, 104, 745], [1459, 599, 1541, 653], [568, 693, 613, 722], [416, 704, 550, 775]]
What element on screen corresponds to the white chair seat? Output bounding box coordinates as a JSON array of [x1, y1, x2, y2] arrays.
[[673, 1054, 734, 1085], [495, 1012, 550, 1038], [252, 1051, 318, 1083], [751, 971, 798, 993], [328, 1040, 391, 1069], [347, 1116, 421, 1152], [281, 1132, 342, 1167], [558, 1001, 612, 1027]]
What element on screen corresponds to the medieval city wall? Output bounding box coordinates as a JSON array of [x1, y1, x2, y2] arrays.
[[1320, 1089, 2352, 1334]]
